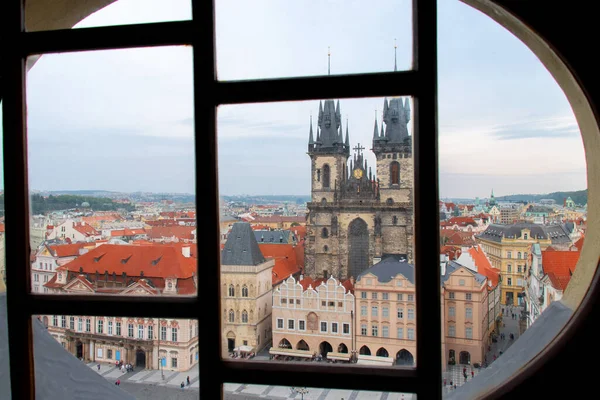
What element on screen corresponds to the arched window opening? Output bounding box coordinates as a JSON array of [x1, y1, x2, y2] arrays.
[[321, 227, 329, 238], [241, 310, 248, 323], [323, 164, 331, 188], [242, 285, 248, 297], [228, 284, 235, 297], [228, 310, 234, 323], [390, 161, 400, 185]]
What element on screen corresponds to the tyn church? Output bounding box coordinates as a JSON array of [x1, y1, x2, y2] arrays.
[[304, 97, 414, 280]]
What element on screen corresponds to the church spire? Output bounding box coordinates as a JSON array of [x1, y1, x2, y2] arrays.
[[404, 97, 411, 123], [345, 119, 350, 147], [373, 115, 379, 140], [308, 115, 314, 145], [338, 117, 343, 144], [394, 38, 398, 72]]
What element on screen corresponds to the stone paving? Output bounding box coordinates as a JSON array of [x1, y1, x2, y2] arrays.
[[442, 305, 523, 395]]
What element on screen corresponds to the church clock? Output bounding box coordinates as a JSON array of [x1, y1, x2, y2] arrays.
[[353, 168, 363, 179]]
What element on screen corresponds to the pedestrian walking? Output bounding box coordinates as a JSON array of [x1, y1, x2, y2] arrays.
[[187, 376, 190, 385], [450, 380, 453, 387], [471, 370, 474, 378], [115, 379, 120, 386], [97, 363, 100, 371], [444, 378, 447, 386], [180, 381, 185, 390]]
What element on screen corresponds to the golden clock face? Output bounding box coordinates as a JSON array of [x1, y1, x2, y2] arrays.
[[353, 168, 363, 179]]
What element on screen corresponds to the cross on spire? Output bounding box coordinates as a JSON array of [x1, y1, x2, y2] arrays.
[[353, 143, 365, 155], [328, 46, 331, 75], [394, 38, 398, 72]]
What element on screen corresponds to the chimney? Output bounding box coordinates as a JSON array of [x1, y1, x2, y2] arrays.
[[182, 245, 191, 258]]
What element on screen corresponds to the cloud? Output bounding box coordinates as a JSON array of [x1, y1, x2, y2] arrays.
[[487, 115, 579, 140]]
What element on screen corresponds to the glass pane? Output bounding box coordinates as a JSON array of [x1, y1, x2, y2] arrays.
[[218, 97, 415, 369], [26, 0, 192, 32], [34, 314, 199, 398], [26, 46, 196, 297], [438, 0, 586, 395], [225, 383, 416, 399], [0, 103, 9, 399], [215, 0, 413, 80]]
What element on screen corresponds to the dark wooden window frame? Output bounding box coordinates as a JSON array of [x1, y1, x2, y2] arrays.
[[0, 0, 440, 398]]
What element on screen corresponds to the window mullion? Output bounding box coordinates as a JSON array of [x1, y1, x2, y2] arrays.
[[1, 0, 35, 399], [191, 0, 223, 399], [413, 0, 442, 399]]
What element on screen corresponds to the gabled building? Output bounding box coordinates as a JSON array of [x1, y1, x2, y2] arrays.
[[31, 242, 96, 293], [221, 222, 274, 357], [271, 275, 354, 362], [47, 219, 102, 242]]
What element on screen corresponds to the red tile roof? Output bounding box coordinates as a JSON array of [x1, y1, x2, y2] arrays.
[[72, 222, 100, 237], [572, 236, 585, 251], [467, 245, 499, 288], [109, 228, 146, 237], [57, 244, 196, 279], [440, 245, 462, 260], [251, 216, 306, 224], [48, 243, 94, 258], [148, 226, 195, 241], [447, 217, 477, 226], [542, 250, 580, 291], [0, 223, 5, 233], [259, 243, 302, 285]]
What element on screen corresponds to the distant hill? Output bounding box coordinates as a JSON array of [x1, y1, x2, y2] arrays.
[[496, 189, 587, 206]]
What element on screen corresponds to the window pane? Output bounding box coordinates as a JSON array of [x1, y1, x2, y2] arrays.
[[215, 0, 413, 80], [26, 46, 196, 298], [219, 97, 415, 369], [225, 383, 416, 399], [34, 315, 199, 396], [438, 0, 586, 393], [26, 0, 192, 32]]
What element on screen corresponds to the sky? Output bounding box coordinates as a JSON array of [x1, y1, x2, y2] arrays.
[[0, 0, 587, 199]]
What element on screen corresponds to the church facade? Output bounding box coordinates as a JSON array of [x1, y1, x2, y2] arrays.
[[304, 98, 414, 280]]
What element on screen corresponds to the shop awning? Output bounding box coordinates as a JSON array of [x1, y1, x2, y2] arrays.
[[327, 351, 352, 361], [356, 355, 394, 366], [269, 347, 313, 358]]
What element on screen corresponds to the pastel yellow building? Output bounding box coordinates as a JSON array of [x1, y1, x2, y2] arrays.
[[476, 223, 573, 305]]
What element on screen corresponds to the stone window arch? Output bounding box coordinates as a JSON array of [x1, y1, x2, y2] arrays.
[[323, 245, 329, 252], [390, 161, 400, 185], [228, 310, 234, 323], [323, 164, 331, 188], [242, 285, 249, 297], [392, 216, 398, 225], [321, 227, 329, 238], [228, 284, 235, 297], [242, 310, 248, 323]]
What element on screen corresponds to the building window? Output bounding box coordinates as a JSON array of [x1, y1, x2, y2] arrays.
[[466, 307, 473, 319], [321, 322, 327, 332], [449, 326, 456, 337], [397, 308, 404, 318], [508, 264, 512, 273], [242, 285, 249, 297], [372, 306, 378, 317], [138, 324, 144, 339], [34, 274, 38, 282], [408, 309, 415, 320], [242, 311, 248, 323], [361, 305, 367, 316], [408, 294, 414, 302], [508, 277, 512, 286], [372, 325, 378, 337], [397, 280, 403, 287], [77, 318, 82, 332], [322, 164, 330, 188], [161, 326, 167, 341], [408, 328, 415, 340], [524, 233, 528, 240], [518, 252, 522, 259], [69, 316, 74, 330], [321, 227, 329, 238], [299, 320, 305, 331], [390, 161, 400, 185], [108, 321, 113, 335], [518, 265, 522, 273], [382, 326, 389, 337], [361, 324, 367, 336], [372, 292, 378, 300], [282, 298, 287, 304], [382, 307, 389, 318], [448, 306, 455, 317], [107, 349, 113, 359], [288, 319, 295, 330], [332, 322, 338, 333], [277, 318, 284, 329], [361, 292, 367, 299], [171, 357, 178, 368], [97, 320, 103, 334], [392, 216, 398, 225], [466, 293, 472, 300], [148, 325, 153, 340], [397, 293, 404, 300], [128, 324, 134, 337], [507, 251, 512, 259], [397, 327, 404, 339], [61, 316, 66, 328], [228, 284, 235, 297], [343, 323, 350, 334], [228, 310, 235, 323], [116, 322, 121, 336], [459, 279, 465, 286], [382, 293, 389, 300], [172, 327, 178, 342], [466, 327, 473, 339], [86, 319, 91, 332]]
